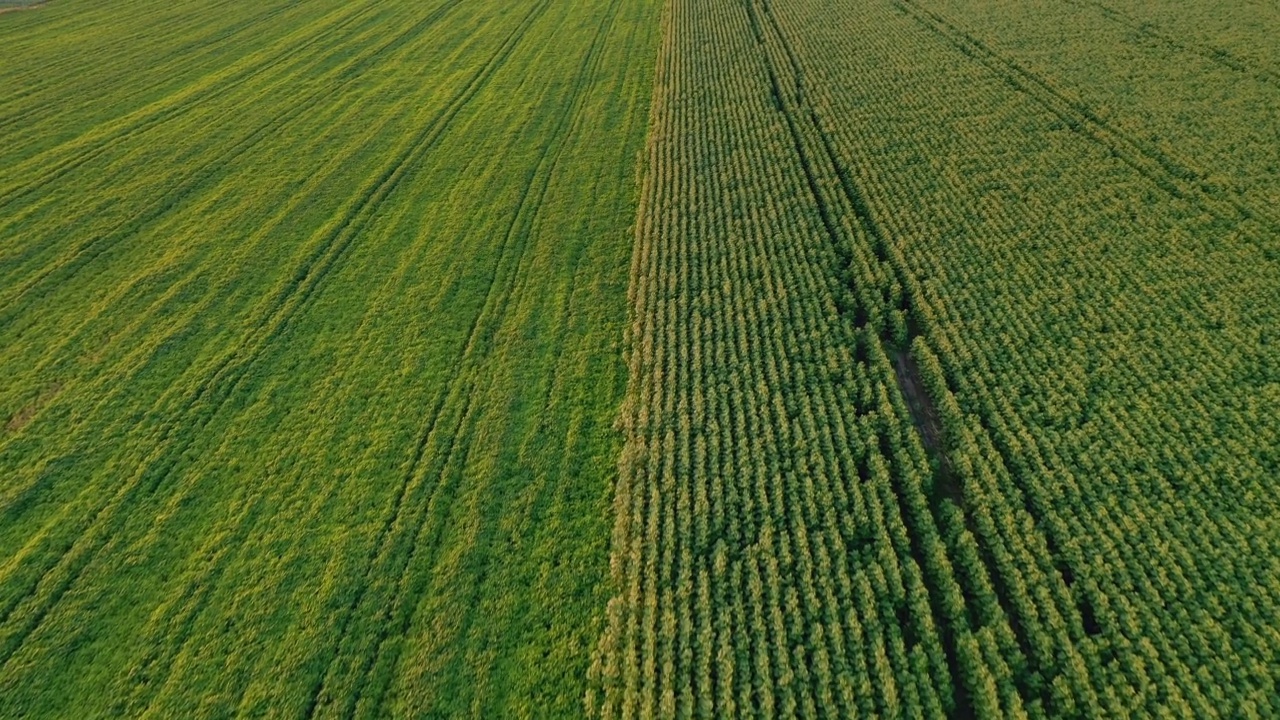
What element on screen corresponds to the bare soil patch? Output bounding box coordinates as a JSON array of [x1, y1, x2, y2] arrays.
[[892, 349, 963, 504]]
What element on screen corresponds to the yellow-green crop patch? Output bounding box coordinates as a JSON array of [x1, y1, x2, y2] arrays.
[[0, 0, 658, 715]]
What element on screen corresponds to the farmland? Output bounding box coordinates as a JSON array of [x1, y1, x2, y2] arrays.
[[0, 0, 659, 715], [593, 0, 1278, 717], [3, 0, 1278, 718]]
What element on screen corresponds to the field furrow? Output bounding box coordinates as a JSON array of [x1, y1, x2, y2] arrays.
[[595, 0, 1279, 716], [0, 0, 660, 715]]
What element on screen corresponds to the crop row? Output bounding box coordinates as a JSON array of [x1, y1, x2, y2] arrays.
[[594, 0, 1278, 716]]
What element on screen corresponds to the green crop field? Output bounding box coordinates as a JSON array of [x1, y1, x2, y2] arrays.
[[590, 0, 1279, 716], [2, 0, 1277, 718], [0, 0, 660, 715]]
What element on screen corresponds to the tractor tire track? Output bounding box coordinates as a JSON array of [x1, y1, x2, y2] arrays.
[[349, 2, 628, 714], [894, 0, 1280, 235], [0, 0, 266, 133], [0, 0, 385, 212], [298, 4, 586, 710], [0, 0, 464, 312], [760, 2, 1134, 712], [0, 0, 471, 471], [0, 68, 414, 475], [244, 3, 585, 716], [1060, 0, 1280, 88], [0, 2, 389, 288], [0, 0, 468, 448], [740, 0, 1011, 714], [0, 0, 506, 673]]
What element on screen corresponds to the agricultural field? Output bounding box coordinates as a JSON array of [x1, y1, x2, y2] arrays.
[[0, 0, 659, 715], [2, 0, 1278, 718], [592, 0, 1278, 717]]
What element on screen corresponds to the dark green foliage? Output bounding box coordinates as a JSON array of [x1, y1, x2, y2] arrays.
[[593, 0, 1279, 717]]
